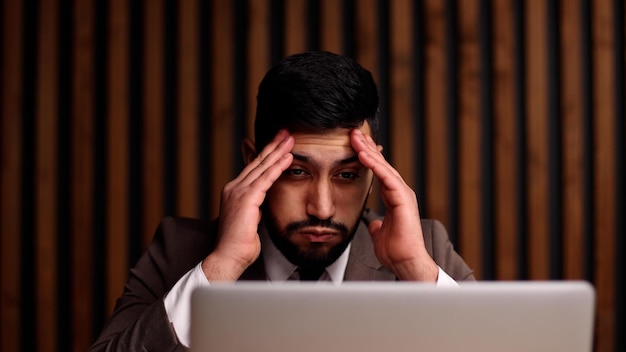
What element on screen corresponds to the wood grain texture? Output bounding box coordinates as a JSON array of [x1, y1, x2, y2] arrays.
[[320, 0, 343, 53], [285, 0, 308, 55], [210, 0, 235, 219], [354, 0, 381, 212], [592, 1, 617, 350], [524, 0, 549, 280], [142, 0, 165, 246], [177, 0, 200, 218], [1, 1, 23, 351], [35, 0, 59, 349], [457, 0, 483, 277], [0, 1, 623, 350], [423, 0, 450, 230], [247, 0, 271, 140], [492, 0, 519, 280], [389, 0, 415, 190], [71, 0, 95, 349], [106, 0, 130, 316], [559, 0, 585, 280]]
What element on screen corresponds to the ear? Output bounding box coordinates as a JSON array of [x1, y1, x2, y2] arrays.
[[241, 138, 258, 165]]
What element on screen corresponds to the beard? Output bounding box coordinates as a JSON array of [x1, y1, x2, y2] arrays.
[[262, 201, 367, 269]]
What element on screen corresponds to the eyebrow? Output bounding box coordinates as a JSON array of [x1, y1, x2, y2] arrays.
[[292, 153, 360, 167]]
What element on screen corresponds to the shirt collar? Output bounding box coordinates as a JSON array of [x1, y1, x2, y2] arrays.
[[260, 221, 350, 285]]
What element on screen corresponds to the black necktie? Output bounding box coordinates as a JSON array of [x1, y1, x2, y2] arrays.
[[297, 266, 325, 281]]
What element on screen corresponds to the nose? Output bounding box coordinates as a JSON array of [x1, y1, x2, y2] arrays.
[[305, 178, 336, 220]]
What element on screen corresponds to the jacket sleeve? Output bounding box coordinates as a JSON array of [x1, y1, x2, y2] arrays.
[[90, 217, 215, 352], [422, 219, 475, 281]]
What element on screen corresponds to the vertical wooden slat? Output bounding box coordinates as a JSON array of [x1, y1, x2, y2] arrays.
[[354, 0, 378, 74], [247, 0, 270, 140], [106, 0, 129, 315], [354, 0, 380, 212], [211, 0, 235, 217], [1, 0, 23, 351], [616, 1, 626, 350], [545, 0, 563, 280], [422, 0, 450, 229], [142, 0, 164, 246], [284, 0, 307, 55], [457, 0, 483, 277], [478, 0, 496, 280], [524, 0, 549, 279], [319, 0, 342, 53], [492, 0, 519, 280], [72, 0, 94, 349], [35, 0, 58, 350], [559, 0, 585, 280], [4, 2, 626, 350], [592, 0, 616, 350], [177, 0, 199, 218], [389, 0, 415, 191]]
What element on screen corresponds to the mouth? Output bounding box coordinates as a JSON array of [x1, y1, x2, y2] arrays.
[[297, 228, 339, 243]]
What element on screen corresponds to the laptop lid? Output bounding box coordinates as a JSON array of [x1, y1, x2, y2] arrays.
[[190, 281, 595, 352]]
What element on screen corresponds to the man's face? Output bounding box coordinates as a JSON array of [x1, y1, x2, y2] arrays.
[[263, 123, 375, 268]]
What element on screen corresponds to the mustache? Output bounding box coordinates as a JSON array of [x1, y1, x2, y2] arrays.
[[285, 216, 349, 234]]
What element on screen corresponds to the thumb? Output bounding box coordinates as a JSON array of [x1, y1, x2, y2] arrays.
[[368, 219, 383, 238]]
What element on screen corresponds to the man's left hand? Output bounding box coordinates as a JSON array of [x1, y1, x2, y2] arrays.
[[351, 128, 439, 282]]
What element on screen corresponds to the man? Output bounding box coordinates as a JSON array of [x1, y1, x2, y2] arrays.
[[90, 51, 474, 351]]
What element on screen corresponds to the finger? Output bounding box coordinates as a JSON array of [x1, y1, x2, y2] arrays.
[[368, 219, 383, 238], [351, 129, 404, 185], [351, 129, 401, 176], [222, 151, 293, 209], [246, 151, 293, 201], [236, 131, 294, 186], [241, 135, 294, 185], [235, 129, 290, 180], [256, 129, 290, 161]]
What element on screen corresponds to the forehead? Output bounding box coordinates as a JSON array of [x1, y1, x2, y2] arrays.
[[290, 122, 373, 150]]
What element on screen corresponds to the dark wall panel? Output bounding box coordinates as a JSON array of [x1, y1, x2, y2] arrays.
[[1, 0, 624, 351]]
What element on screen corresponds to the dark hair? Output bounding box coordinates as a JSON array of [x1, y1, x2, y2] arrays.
[[254, 51, 380, 150]]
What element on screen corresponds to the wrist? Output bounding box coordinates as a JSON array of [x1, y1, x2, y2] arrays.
[[201, 250, 254, 282], [393, 257, 439, 282]]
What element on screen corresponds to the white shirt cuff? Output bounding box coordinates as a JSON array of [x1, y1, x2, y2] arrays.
[[163, 262, 210, 347], [435, 266, 458, 287]]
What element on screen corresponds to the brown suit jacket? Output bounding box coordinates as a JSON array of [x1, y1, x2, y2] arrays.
[[90, 210, 474, 351]]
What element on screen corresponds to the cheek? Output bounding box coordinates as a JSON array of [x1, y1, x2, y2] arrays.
[[336, 173, 373, 205], [334, 187, 368, 212], [265, 183, 305, 220]]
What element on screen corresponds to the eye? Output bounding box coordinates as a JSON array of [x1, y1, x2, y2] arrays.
[[335, 172, 359, 182], [284, 168, 309, 178]]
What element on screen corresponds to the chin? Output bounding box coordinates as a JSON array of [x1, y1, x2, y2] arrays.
[[291, 240, 349, 268]]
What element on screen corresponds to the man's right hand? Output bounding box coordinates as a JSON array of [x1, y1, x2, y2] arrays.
[[201, 130, 294, 281]]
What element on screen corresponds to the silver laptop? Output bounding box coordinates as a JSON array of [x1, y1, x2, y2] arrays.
[[190, 281, 595, 352]]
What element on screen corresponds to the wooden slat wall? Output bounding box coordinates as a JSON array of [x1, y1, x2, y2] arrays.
[[0, 0, 624, 351]]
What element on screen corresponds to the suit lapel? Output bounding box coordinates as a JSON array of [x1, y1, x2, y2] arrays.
[[344, 221, 396, 281]]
